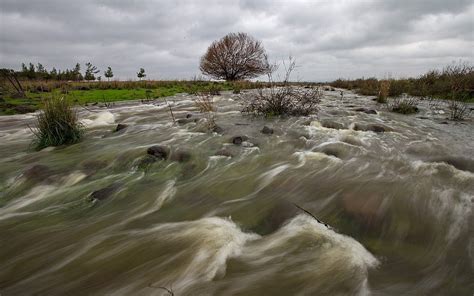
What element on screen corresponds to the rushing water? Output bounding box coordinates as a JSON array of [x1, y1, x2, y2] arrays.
[[0, 89, 473, 295]]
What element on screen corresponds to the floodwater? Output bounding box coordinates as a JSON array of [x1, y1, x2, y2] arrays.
[[0, 89, 473, 295]]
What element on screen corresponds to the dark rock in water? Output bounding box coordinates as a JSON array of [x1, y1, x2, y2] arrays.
[[439, 121, 449, 125], [417, 116, 429, 120], [147, 145, 170, 160], [170, 149, 192, 162], [88, 183, 120, 201], [185, 113, 193, 118], [92, 102, 98, 106], [354, 107, 377, 114], [231, 135, 249, 145], [115, 124, 128, 132], [23, 165, 53, 182], [212, 125, 224, 134], [354, 123, 388, 133], [261, 126, 274, 134], [177, 118, 196, 125]]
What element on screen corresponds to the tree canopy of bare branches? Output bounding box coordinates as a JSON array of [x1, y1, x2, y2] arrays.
[[200, 32, 270, 81]]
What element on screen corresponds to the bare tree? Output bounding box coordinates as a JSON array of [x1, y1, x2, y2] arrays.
[[200, 32, 270, 81]]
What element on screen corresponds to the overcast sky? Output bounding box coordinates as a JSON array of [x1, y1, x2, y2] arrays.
[[0, 0, 473, 81]]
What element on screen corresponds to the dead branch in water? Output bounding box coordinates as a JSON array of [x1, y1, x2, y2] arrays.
[[163, 97, 176, 124], [148, 283, 174, 295], [293, 203, 331, 229]]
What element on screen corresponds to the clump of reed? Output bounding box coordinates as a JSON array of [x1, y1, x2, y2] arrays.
[[377, 80, 390, 103], [31, 96, 83, 150]]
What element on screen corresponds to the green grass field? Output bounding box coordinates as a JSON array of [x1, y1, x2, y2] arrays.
[[0, 81, 244, 115]]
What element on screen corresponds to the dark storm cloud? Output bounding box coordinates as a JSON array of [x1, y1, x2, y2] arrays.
[[0, 0, 472, 80]]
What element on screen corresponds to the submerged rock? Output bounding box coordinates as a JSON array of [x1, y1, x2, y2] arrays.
[[170, 149, 192, 162], [429, 156, 474, 173], [147, 145, 170, 160], [115, 124, 128, 132], [22, 165, 54, 183], [215, 148, 234, 157], [88, 183, 120, 201], [261, 126, 274, 134], [212, 125, 224, 134]]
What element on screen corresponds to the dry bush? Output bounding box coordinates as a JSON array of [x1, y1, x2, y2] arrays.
[[242, 57, 322, 117], [449, 100, 471, 121], [377, 80, 391, 103], [194, 94, 217, 129], [200, 32, 270, 81]]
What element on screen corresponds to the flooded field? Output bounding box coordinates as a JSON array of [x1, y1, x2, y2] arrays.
[[0, 89, 473, 295]]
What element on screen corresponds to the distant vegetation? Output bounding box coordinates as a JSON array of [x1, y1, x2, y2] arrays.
[[331, 62, 473, 102]]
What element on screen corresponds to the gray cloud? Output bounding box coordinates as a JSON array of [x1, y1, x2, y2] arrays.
[[0, 0, 473, 81]]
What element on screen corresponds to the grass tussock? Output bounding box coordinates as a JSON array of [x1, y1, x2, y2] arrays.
[[449, 100, 471, 121], [31, 96, 83, 150], [243, 57, 321, 117]]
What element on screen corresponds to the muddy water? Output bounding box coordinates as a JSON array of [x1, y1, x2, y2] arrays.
[[0, 89, 472, 295]]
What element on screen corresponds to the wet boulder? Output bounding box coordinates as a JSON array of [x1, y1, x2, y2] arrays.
[[321, 120, 346, 130], [88, 183, 120, 202], [147, 145, 170, 160], [231, 135, 249, 145], [115, 124, 128, 132], [261, 126, 274, 134]]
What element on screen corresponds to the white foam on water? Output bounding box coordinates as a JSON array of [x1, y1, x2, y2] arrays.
[[80, 111, 115, 128], [61, 171, 87, 187]]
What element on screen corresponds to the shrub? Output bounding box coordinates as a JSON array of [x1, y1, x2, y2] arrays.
[[388, 95, 419, 114], [242, 57, 321, 117], [31, 96, 83, 150]]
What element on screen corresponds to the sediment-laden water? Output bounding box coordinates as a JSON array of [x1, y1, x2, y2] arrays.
[[0, 89, 473, 295]]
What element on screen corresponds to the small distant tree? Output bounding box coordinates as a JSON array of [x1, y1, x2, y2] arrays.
[[84, 62, 99, 81], [104, 66, 114, 81], [50, 68, 58, 80], [73, 63, 83, 81], [27, 63, 36, 79], [200, 32, 270, 81], [137, 68, 146, 80]]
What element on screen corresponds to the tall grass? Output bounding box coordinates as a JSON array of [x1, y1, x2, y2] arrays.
[[31, 96, 83, 150]]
